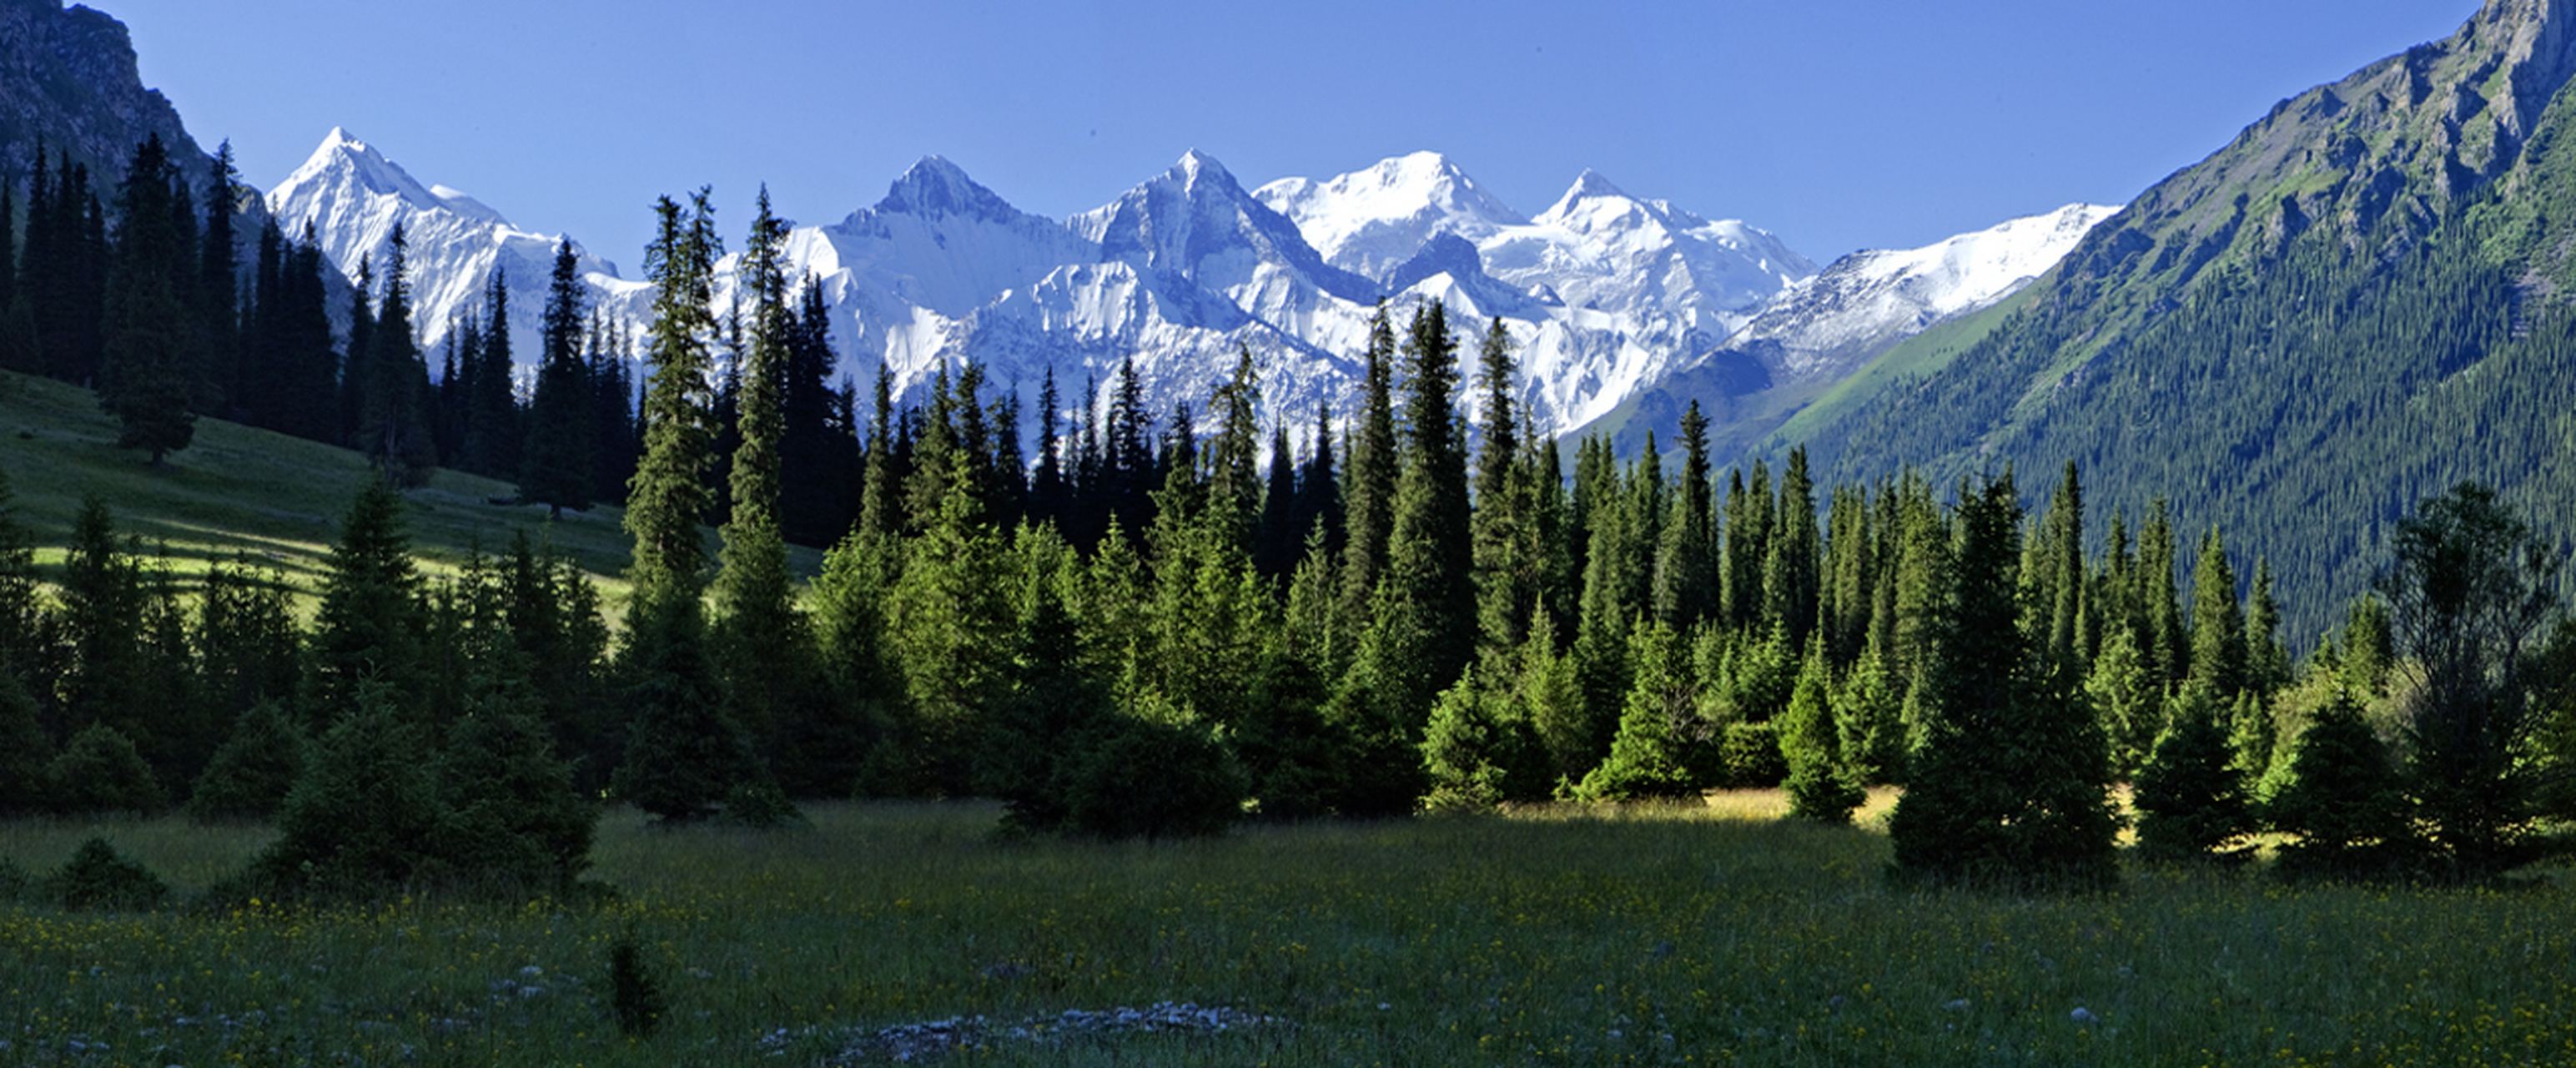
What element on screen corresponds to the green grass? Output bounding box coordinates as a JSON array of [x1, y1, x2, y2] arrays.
[[4, 798, 2573, 1065], [0, 368, 821, 612]]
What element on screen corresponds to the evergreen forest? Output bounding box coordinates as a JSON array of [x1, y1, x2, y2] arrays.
[[4, 144, 2576, 900]]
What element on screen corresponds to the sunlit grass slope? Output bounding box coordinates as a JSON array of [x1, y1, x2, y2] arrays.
[[0, 367, 820, 607]]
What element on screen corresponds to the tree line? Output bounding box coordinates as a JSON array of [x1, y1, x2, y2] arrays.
[[6, 170, 2573, 898]]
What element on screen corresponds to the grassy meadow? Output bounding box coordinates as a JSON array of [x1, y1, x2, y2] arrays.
[[4, 796, 2573, 1066]]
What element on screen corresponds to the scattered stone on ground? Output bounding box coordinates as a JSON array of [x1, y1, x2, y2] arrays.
[[761, 1001, 1290, 1063]]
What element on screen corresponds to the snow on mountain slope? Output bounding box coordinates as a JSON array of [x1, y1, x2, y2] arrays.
[[1568, 202, 2121, 460], [1251, 157, 1816, 433], [264, 128, 642, 365], [278, 137, 1824, 449], [1721, 203, 2121, 384], [1255, 152, 1527, 280]]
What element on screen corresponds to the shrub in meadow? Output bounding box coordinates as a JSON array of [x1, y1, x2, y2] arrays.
[[0, 670, 49, 814], [717, 778, 809, 830], [608, 934, 667, 1037], [185, 700, 308, 823], [245, 686, 450, 898], [1718, 722, 1789, 788], [44, 837, 168, 911], [1061, 708, 1247, 840], [438, 704, 598, 892], [46, 722, 165, 814], [1420, 670, 1525, 813], [0, 855, 28, 903]]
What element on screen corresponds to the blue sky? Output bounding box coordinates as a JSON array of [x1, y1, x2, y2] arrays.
[[108, 1, 2473, 274]]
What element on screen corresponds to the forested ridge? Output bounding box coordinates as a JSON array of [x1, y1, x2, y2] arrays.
[[1789, 12, 2576, 647]]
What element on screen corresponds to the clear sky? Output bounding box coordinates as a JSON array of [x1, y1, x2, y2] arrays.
[[103, 0, 2475, 275]]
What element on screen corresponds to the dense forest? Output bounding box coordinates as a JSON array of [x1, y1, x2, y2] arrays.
[[3, 140, 2572, 899]]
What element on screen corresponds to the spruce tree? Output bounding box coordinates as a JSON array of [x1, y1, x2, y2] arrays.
[[1471, 317, 1535, 653], [2131, 684, 2256, 863], [2266, 688, 2412, 879], [0, 671, 48, 815], [613, 189, 762, 821], [249, 683, 448, 896], [98, 134, 199, 464], [1834, 642, 1907, 785], [712, 189, 819, 809], [1651, 400, 1717, 629], [781, 279, 853, 545], [277, 227, 342, 443], [48, 722, 165, 814], [521, 240, 596, 516], [194, 559, 302, 720], [1888, 472, 2119, 891], [1338, 302, 1399, 619], [0, 464, 42, 675], [2136, 500, 2187, 689], [2188, 529, 2246, 700], [1763, 448, 1821, 649], [464, 267, 520, 478], [1574, 619, 1699, 802], [0, 181, 33, 376], [1419, 667, 1532, 813], [198, 141, 242, 415], [1255, 421, 1301, 579], [1822, 483, 1876, 666], [32, 151, 108, 385], [185, 701, 308, 822], [55, 498, 171, 764], [307, 476, 426, 719], [1371, 300, 1476, 709], [437, 702, 596, 892], [975, 545, 1112, 833], [358, 226, 438, 485], [2085, 628, 2164, 778], [1783, 637, 1865, 823]]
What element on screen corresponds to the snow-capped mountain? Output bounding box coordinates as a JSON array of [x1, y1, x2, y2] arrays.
[[270, 133, 1833, 446], [264, 128, 643, 364], [1255, 152, 1527, 281], [1570, 203, 2121, 457], [1723, 203, 2122, 385]]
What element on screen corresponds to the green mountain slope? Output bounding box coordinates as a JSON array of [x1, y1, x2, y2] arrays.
[[1767, 0, 2576, 641], [0, 368, 657, 604]]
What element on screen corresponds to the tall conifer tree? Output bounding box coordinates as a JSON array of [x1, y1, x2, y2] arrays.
[[1339, 303, 1399, 619], [521, 240, 596, 517], [1889, 471, 2119, 890], [615, 189, 760, 821], [98, 135, 198, 464]]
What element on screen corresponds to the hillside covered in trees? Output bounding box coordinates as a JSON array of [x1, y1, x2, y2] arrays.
[[1774, 0, 2576, 645]]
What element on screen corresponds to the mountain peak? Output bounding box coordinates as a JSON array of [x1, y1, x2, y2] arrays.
[[1252, 151, 1527, 282], [1173, 149, 1237, 189], [284, 127, 454, 215], [875, 155, 1020, 223], [1563, 169, 1629, 203]]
